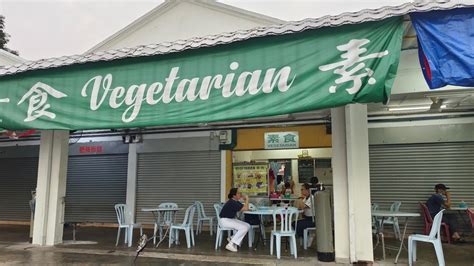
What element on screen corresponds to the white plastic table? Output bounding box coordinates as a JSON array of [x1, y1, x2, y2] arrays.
[[372, 211, 420, 263], [243, 207, 304, 217], [142, 207, 183, 246], [243, 207, 303, 250], [243, 207, 278, 249], [244, 207, 287, 216], [269, 198, 300, 201]]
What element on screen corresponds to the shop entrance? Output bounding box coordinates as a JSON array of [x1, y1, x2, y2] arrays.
[[232, 148, 332, 202]]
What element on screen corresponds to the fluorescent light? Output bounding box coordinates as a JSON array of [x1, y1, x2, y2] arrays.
[[388, 106, 430, 111]]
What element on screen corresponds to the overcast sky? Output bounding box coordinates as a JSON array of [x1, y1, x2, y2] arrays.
[[0, 0, 412, 61]]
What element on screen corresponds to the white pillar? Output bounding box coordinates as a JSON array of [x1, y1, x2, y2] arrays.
[[32, 130, 69, 246], [126, 143, 138, 223], [331, 104, 373, 263], [332, 106, 351, 263]]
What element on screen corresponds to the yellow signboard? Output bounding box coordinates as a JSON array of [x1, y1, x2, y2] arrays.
[[233, 164, 268, 194]]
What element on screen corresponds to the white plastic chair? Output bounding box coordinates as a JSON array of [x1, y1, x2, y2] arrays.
[[303, 195, 316, 250], [408, 209, 445, 266], [169, 204, 196, 248], [270, 207, 299, 259], [114, 204, 143, 247], [380, 201, 402, 239], [154, 202, 178, 245], [371, 202, 385, 259], [213, 203, 235, 249], [371, 203, 379, 227], [194, 201, 214, 236]]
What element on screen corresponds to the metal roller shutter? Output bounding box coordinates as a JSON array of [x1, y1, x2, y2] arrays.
[[65, 154, 128, 223], [0, 157, 38, 221], [369, 142, 474, 234], [136, 151, 221, 224]]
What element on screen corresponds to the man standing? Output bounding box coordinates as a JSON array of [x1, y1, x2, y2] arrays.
[[426, 184, 463, 242]]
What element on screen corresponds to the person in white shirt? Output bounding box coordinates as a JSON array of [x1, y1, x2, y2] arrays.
[[294, 183, 316, 242]]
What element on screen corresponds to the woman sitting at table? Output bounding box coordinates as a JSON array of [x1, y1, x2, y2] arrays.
[[220, 188, 251, 252], [294, 183, 315, 243]]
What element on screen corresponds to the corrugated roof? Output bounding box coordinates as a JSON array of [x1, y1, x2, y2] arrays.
[[1, 0, 473, 77]]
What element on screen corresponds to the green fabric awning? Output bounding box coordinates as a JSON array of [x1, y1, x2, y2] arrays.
[[0, 17, 403, 130]]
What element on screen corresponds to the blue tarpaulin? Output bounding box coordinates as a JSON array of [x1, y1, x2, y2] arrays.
[[411, 7, 474, 89]]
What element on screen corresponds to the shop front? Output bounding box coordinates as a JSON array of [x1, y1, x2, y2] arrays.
[[65, 142, 129, 224], [0, 145, 39, 222], [0, 9, 409, 261], [368, 123, 474, 235], [133, 133, 222, 224], [227, 125, 332, 202], [0, 141, 128, 224]]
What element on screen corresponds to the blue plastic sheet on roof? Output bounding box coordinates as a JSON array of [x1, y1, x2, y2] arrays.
[[411, 7, 474, 89]]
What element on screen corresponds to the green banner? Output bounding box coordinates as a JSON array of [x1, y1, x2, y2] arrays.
[[0, 17, 403, 130]]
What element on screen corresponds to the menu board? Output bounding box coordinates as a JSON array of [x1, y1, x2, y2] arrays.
[[233, 164, 268, 194], [298, 159, 314, 184]]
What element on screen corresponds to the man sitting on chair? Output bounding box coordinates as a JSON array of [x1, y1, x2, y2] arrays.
[[294, 183, 316, 245], [426, 183, 463, 242]]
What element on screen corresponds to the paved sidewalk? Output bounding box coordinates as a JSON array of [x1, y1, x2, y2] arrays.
[[0, 225, 472, 265], [0, 242, 324, 266]]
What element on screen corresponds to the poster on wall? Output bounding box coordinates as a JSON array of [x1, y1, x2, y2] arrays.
[[233, 164, 268, 195]]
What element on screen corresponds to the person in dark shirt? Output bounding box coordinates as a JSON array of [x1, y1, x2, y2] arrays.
[[426, 184, 462, 242], [219, 188, 250, 252]]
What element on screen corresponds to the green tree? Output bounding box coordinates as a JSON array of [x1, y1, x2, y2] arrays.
[[0, 15, 19, 56]]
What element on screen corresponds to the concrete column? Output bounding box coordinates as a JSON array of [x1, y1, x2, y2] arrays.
[[126, 143, 138, 223], [345, 104, 374, 262], [33, 130, 69, 246], [331, 106, 351, 263], [331, 104, 374, 263]]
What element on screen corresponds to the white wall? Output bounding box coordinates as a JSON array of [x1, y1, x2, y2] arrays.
[[391, 49, 471, 95], [92, 1, 280, 52], [233, 148, 332, 162]]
